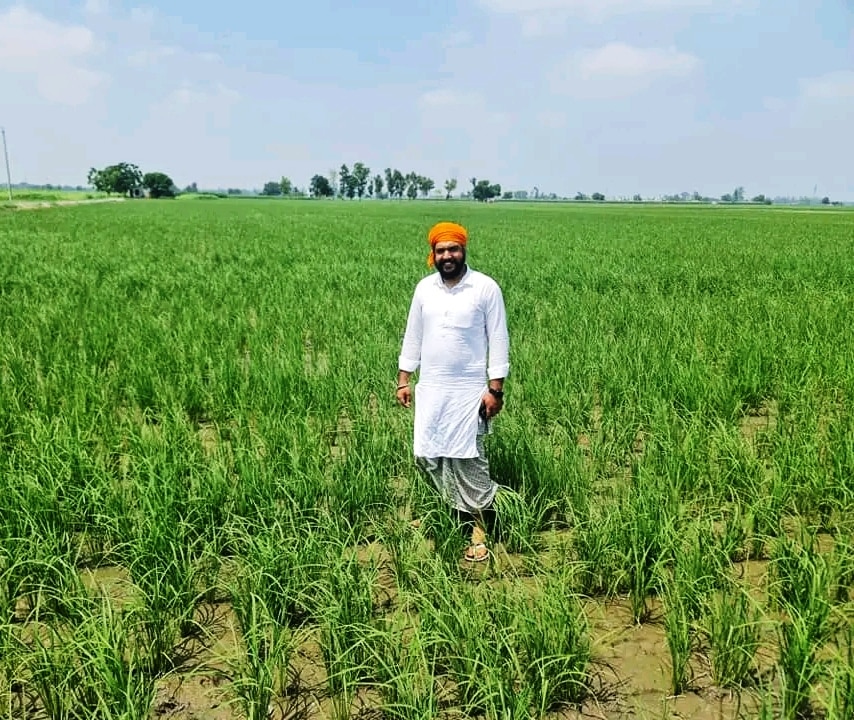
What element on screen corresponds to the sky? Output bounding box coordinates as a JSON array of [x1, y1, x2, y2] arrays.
[[1, 0, 852, 199]]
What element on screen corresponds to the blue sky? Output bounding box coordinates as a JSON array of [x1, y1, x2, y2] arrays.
[[1, 0, 852, 199]]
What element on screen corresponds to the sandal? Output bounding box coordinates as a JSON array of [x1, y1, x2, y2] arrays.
[[463, 543, 490, 563]]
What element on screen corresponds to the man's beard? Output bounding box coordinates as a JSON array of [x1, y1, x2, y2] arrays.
[[438, 258, 465, 280]]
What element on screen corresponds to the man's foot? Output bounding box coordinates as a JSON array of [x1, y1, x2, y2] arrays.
[[463, 543, 489, 563]]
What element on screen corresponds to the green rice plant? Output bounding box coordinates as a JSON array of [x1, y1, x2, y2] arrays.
[[317, 553, 378, 718], [232, 518, 332, 628], [416, 496, 470, 573], [778, 609, 824, 720], [416, 575, 512, 716], [227, 589, 300, 720], [572, 506, 623, 597], [829, 530, 854, 604], [514, 573, 591, 714], [126, 526, 207, 674], [617, 468, 676, 623], [768, 532, 831, 643], [824, 625, 854, 720], [669, 519, 730, 622], [26, 599, 154, 720], [367, 618, 439, 720], [493, 487, 556, 555], [375, 516, 427, 595], [702, 581, 761, 689], [0, 621, 25, 719], [660, 573, 694, 695]]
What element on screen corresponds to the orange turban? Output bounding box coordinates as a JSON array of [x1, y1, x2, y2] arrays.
[[427, 222, 468, 267]]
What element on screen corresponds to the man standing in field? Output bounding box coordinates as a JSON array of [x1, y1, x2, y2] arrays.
[[396, 221, 510, 562]]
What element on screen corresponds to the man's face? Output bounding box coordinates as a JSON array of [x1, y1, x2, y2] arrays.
[[433, 241, 466, 280]]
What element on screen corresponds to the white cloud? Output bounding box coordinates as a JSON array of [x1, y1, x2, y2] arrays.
[[799, 70, 854, 101], [83, 0, 109, 14], [0, 6, 107, 105], [550, 43, 699, 98], [477, 0, 752, 34], [478, 0, 745, 15], [127, 45, 178, 67], [579, 43, 699, 79]]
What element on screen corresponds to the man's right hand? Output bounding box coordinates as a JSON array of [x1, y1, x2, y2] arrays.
[[396, 386, 412, 408]]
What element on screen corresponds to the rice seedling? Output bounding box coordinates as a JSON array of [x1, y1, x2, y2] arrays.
[[660, 573, 694, 695], [702, 580, 762, 689], [227, 589, 300, 720], [371, 623, 440, 720]]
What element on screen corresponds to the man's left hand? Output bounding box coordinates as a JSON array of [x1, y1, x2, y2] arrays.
[[481, 391, 504, 419]]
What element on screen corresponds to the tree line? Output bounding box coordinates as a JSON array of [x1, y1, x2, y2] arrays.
[[262, 165, 502, 202], [87, 163, 178, 198]]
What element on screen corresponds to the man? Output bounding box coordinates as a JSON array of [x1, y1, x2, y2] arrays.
[[396, 221, 510, 562]]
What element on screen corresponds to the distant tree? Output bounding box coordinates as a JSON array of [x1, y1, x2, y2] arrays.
[[444, 178, 457, 199], [591, 192, 605, 201], [372, 174, 384, 198], [184, 182, 198, 194], [472, 179, 501, 202], [261, 181, 282, 196], [227, 188, 243, 195], [733, 186, 745, 202], [309, 174, 333, 197], [280, 177, 293, 196], [142, 171, 177, 198], [384, 169, 405, 199], [404, 172, 419, 200], [88, 162, 143, 196], [503, 191, 513, 200], [721, 193, 733, 203], [352, 162, 371, 199], [339, 164, 353, 199], [328, 169, 339, 198], [532, 186, 540, 199], [751, 194, 766, 203], [633, 194, 642, 202], [821, 196, 830, 205], [574, 192, 588, 201], [418, 176, 435, 198], [514, 190, 528, 200]]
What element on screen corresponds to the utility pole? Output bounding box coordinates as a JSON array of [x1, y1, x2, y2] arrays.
[[1, 128, 11, 201]]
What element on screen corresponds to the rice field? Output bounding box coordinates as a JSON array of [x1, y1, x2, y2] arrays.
[[1, 199, 853, 720]]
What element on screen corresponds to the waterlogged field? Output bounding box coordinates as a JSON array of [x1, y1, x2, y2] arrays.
[[1, 199, 853, 720]]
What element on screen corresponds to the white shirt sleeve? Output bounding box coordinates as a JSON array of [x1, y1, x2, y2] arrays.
[[484, 281, 510, 380], [398, 287, 423, 372]]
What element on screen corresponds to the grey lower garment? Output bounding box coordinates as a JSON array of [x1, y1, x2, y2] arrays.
[[415, 425, 498, 514]]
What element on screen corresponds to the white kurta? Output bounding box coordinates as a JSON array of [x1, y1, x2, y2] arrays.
[[398, 267, 510, 459]]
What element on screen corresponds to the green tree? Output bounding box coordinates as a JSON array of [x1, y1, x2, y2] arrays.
[[280, 177, 293, 196], [444, 178, 457, 199], [261, 181, 282, 196], [472, 179, 500, 202], [592, 192, 605, 201], [372, 174, 384, 198], [821, 196, 830, 204], [405, 172, 419, 200], [142, 171, 177, 198], [418, 176, 435, 198], [339, 164, 355, 199], [352, 162, 371, 199], [87, 162, 143, 196], [310, 174, 333, 197]]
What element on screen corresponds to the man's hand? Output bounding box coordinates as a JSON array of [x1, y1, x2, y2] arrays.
[[481, 391, 503, 419], [396, 386, 412, 408]]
